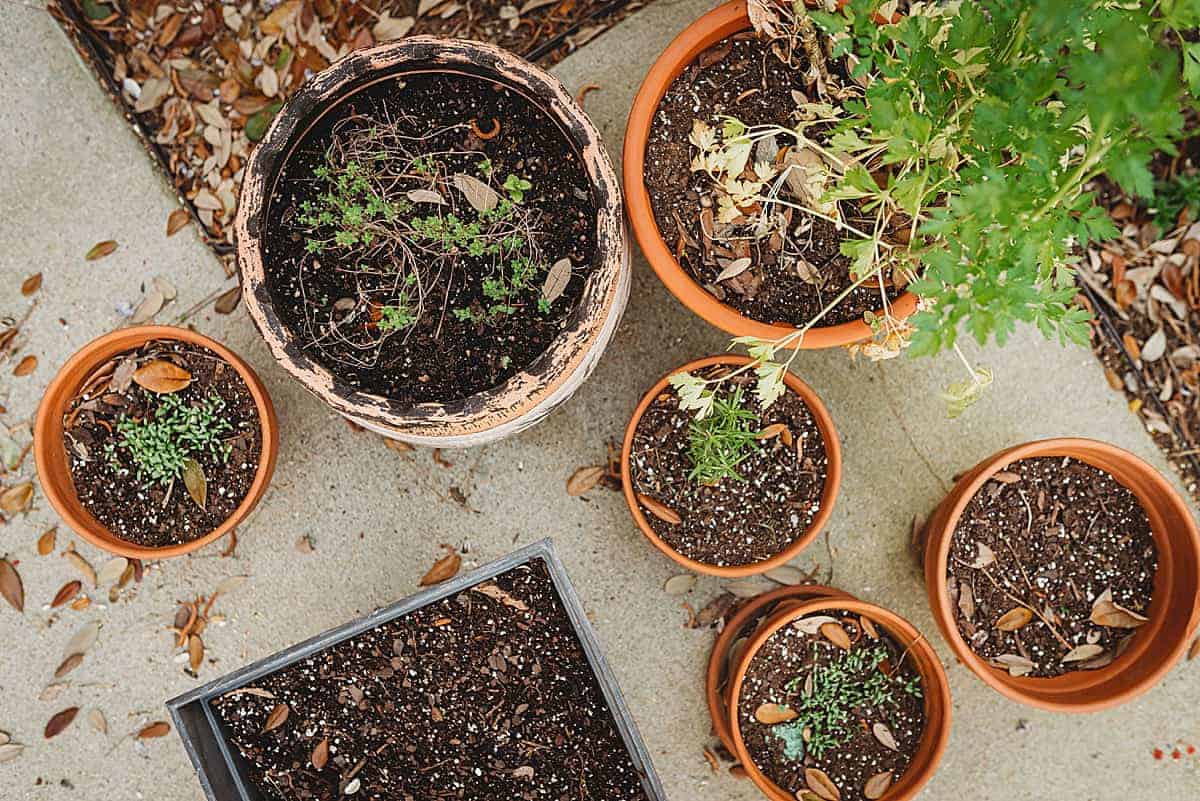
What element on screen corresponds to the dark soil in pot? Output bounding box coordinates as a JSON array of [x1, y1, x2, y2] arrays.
[[628, 366, 827, 566], [63, 339, 262, 548], [263, 70, 597, 405], [642, 33, 902, 327], [946, 456, 1158, 678], [739, 612, 925, 801], [211, 559, 649, 801]]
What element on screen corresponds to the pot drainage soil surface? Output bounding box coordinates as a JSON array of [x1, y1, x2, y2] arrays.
[[211, 558, 650, 801], [946, 456, 1157, 679], [64, 338, 262, 548]]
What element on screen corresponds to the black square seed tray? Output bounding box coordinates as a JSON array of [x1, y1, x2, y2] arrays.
[[167, 538, 665, 801]]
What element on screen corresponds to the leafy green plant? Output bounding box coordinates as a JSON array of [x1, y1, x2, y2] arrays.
[[689, 0, 1197, 417], [677, 383, 762, 484], [769, 642, 921, 760], [1152, 171, 1200, 226], [107, 392, 232, 486]]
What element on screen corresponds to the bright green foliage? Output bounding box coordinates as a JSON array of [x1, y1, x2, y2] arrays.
[[1152, 172, 1200, 226], [298, 159, 409, 253], [684, 385, 761, 484], [503, 174, 533, 203], [771, 643, 922, 760], [108, 392, 233, 486], [811, 0, 1196, 356], [378, 296, 417, 333]]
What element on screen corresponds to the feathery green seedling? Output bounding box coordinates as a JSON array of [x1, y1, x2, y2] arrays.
[[682, 384, 761, 485], [107, 392, 233, 486]]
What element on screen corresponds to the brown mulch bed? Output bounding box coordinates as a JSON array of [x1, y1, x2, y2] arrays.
[[48, 0, 645, 274]]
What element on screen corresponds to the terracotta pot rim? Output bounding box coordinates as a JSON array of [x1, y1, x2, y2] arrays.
[[620, 354, 841, 577], [924, 437, 1200, 712], [727, 598, 951, 801], [33, 325, 279, 559], [622, 0, 918, 349], [236, 36, 629, 445]]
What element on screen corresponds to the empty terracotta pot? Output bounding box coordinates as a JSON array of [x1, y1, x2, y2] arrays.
[[727, 597, 951, 801], [236, 37, 628, 447], [620, 355, 841, 577], [923, 437, 1200, 711], [34, 326, 279, 559], [622, 0, 917, 348]]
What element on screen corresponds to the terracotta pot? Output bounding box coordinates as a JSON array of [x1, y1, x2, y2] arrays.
[[236, 37, 628, 447], [706, 584, 852, 757], [623, 0, 917, 348], [923, 437, 1200, 712], [34, 326, 279, 559], [728, 598, 951, 801], [620, 355, 841, 577]]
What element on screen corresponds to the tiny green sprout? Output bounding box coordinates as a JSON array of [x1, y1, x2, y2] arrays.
[[112, 392, 233, 487], [538, 297, 551, 314], [500, 355, 512, 369], [503, 174, 532, 203], [684, 385, 761, 485], [477, 157, 493, 177], [378, 298, 417, 333]]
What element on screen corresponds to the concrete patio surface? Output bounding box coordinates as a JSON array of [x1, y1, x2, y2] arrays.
[[1, 1, 1198, 799]]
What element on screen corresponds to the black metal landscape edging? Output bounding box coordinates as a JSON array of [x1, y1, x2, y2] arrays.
[[166, 538, 666, 801]]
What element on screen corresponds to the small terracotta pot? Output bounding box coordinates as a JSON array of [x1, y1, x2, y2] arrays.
[[620, 355, 841, 577], [728, 598, 951, 801], [34, 326, 279, 559], [706, 584, 852, 757], [623, 0, 917, 348], [923, 437, 1200, 712], [236, 37, 628, 447]]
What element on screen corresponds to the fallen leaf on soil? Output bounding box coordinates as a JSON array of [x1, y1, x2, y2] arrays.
[[137, 721, 170, 739], [85, 240, 117, 261], [37, 528, 57, 555], [764, 564, 808, 585], [1062, 643, 1105, 663], [419, 550, 461, 586], [804, 767, 841, 801], [451, 172, 499, 213], [566, 466, 605, 496], [993, 653, 1036, 677], [754, 703, 798, 724], [1090, 589, 1148, 628], [694, 593, 736, 628], [971, 541, 996, 568], [64, 549, 96, 587], [0, 558, 24, 612], [819, 621, 851, 650], [637, 494, 682, 525], [11, 356, 36, 377], [39, 683, 67, 702], [995, 607, 1033, 631], [262, 704, 289, 732], [716, 257, 752, 282], [407, 188, 445, 205], [663, 574, 697, 595], [88, 709, 107, 735], [214, 286, 242, 314], [311, 737, 329, 769], [219, 687, 275, 701], [166, 209, 191, 236], [96, 557, 127, 587], [63, 621, 100, 657], [541, 258, 572, 304], [473, 582, 529, 612], [54, 653, 83, 680], [792, 615, 837, 635], [373, 12, 415, 40], [51, 580, 82, 608], [182, 458, 207, 509], [860, 616, 879, 639], [512, 765, 535, 780], [44, 707, 78, 739], [133, 360, 192, 393], [871, 722, 898, 751], [0, 743, 24, 763], [863, 771, 893, 800], [0, 482, 33, 513], [723, 577, 774, 598], [21, 273, 42, 296], [188, 634, 204, 671], [1142, 328, 1167, 362]]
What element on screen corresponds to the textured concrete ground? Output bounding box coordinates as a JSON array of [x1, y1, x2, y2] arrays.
[[2, 1, 1199, 799]]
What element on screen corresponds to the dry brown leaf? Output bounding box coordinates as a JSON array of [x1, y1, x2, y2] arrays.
[[54, 653, 84, 680], [863, 771, 893, 800], [96, 557, 128, 587], [819, 621, 851, 650], [419, 551, 461, 586], [764, 565, 807, 585], [188, 634, 204, 672], [85, 240, 117, 261], [451, 172, 499, 213], [0, 558, 24, 612], [0, 481, 33, 512], [133, 360, 192, 394], [64, 550, 97, 587], [993, 653, 1035, 677], [0, 743, 24, 763], [663, 574, 697, 596], [37, 528, 57, 556], [871, 722, 898, 751], [21, 273, 42, 296], [263, 704, 289, 733], [51, 580, 82, 608], [637, 494, 682, 525], [11, 356, 36, 378], [373, 12, 415, 40], [182, 458, 207, 509], [166, 209, 191, 237], [137, 721, 170, 739], [312, 736, 330, 769], [44, 707, 78, 739], [472, 581, 529, 612], [753, 703, 798, 724], [1062, 643, 1105, 663], [63, 621, 100, 657], [88, 708, 107, 735], [1090, 590, 1149, 629], [214, 285, 242, 314], [995, 607, 1033, 632], [566, 466, 605, 496], [860, 616, 879, 640], [541, 258, 572, 304], [804, 767, 841, 801]]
